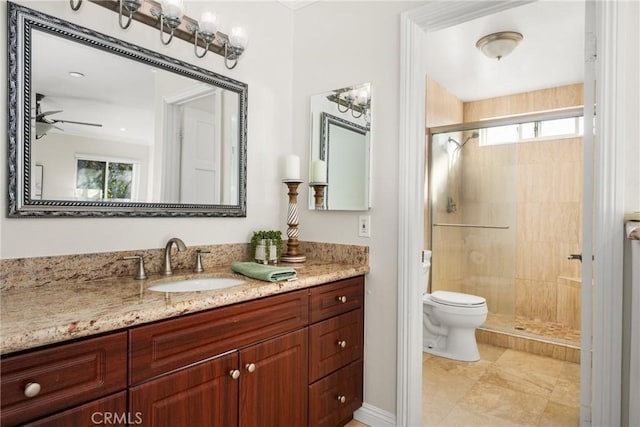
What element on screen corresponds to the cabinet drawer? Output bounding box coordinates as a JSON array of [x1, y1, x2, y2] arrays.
[[129, 289, 308, 384], [309, 360, 363, 427], [23, 391, 127, 427], [309, 308, 363, 382], [309, 276, 364, 323], [0, 332, 127, 427]]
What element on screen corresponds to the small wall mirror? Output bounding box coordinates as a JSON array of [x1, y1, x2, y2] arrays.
[[308, 83, 371, 211], [7, 2, 247, 217]]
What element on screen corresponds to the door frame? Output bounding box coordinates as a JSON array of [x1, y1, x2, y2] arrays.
[[397, 1, 624, 425]]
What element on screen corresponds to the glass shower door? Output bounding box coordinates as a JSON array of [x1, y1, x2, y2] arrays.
[[429, 130, 518, 332]]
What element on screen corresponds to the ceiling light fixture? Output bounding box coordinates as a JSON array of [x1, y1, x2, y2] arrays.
[[68, 71, 85, 78], [69, 0, 82, 11], [475, 31, 523, 60]]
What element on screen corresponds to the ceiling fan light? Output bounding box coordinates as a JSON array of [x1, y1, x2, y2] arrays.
[[476, 31, 523, 60]]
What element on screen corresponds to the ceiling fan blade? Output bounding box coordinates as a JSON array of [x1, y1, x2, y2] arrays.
[[32, 110, 63, 120], [54, 119, 103, 127]]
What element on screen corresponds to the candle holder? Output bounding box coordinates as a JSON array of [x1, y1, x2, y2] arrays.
[[281, 179, 306, 263], [309, 182, 328, 210]]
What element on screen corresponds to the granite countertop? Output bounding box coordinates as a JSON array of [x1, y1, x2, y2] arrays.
[[0, 261, 369, 355]]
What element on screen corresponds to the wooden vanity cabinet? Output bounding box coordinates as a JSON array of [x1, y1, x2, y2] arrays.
[[1, 275, 364, 427]]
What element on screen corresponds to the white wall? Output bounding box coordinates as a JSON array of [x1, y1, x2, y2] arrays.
[[0, 0, 294, 258], [292, 1, 415, 415], [620, 0, 640, 213]]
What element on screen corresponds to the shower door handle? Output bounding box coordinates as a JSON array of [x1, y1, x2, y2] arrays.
[[567, 254, 582, 261]]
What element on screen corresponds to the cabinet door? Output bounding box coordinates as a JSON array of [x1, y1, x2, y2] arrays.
[[129, 351, 238, 427], [239, 329, 308, 427]]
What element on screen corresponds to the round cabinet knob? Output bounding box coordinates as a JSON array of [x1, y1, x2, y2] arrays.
[[336, 295, 347, 304], [337, 340, 347, 348], [229, 369, 241, 380], [245, 363, 256, 373], [24, 382, 41, 398], [337, 395, 346, 403]]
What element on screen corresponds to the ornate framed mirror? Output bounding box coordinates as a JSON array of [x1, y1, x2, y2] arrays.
[[7, 2, 248, 217]]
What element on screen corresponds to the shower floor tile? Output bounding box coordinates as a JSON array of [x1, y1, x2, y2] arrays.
[[423, 343, 581, 426], [484, 313, 581, 345]]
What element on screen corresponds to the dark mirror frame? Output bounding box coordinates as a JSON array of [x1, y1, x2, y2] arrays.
[[7, 2, 248, 217]]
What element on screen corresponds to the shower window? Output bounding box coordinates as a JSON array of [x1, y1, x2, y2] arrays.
[[481, 116, 584, 146]]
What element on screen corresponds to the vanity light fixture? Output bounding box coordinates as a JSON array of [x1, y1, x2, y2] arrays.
[[475, 31, 523, 61], [118, 0, 142, 30], [151, 0, 185, 46], [188, 11, 219, 59], [223, 27, 248, 70], [81, 0, 248, 69], [332, 86, 371, 124]]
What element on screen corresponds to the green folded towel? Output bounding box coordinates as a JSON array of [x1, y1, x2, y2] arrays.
[[231, 261, 297, 282]]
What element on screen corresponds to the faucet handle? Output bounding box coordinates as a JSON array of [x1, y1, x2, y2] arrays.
[[123, 255, 148, 280], [194, 249, 211, 273]]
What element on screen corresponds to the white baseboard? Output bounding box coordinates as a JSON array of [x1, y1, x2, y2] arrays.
[[354, 402, 396, 427]]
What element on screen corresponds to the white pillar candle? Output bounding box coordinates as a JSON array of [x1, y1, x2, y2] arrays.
[[311, 159, 327, 183], [283, 155, 300, 180]]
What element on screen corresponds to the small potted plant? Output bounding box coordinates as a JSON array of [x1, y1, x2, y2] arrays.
[[250, 230, 283, 265]]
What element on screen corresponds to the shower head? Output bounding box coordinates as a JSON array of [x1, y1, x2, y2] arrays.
[[448, 132, 479, 149]]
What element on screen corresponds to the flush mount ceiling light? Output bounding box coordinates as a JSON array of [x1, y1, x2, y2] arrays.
[[476, 31, 523, 60]]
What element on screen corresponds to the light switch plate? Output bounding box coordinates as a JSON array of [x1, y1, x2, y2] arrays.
[[358, 215, 371, 237]]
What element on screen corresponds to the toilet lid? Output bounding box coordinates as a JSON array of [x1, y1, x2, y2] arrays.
[[430, 290, 486, 307]]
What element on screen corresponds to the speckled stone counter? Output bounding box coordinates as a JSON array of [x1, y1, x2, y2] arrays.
[[1, 241, 369, 355], [1, 261, 368, 355]]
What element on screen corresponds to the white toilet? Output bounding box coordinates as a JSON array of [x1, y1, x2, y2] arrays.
[[421, 251, 488, 362]]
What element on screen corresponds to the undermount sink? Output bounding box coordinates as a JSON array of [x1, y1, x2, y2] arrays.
[[148, 278, 245, 293]]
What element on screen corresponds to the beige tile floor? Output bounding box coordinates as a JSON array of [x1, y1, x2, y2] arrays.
[[423, 343, 581, 426], [345, 342, 580, 427]]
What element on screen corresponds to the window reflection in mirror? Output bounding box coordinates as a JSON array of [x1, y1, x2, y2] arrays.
[[308, 83, 371, 211]]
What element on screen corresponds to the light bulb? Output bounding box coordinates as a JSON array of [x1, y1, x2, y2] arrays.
[[200, 11, 218, 34], [161, 0, 183, 19], [357, 89, 369, 104], [229, 27, 248, 49]]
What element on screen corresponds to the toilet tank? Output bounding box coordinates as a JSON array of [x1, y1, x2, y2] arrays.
[[422, 250, 432, 293]]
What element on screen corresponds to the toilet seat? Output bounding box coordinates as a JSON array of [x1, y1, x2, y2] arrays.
[[430, 290, 486, 307]]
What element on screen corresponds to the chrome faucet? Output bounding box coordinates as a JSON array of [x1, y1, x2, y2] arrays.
[[162, 237, 187, 275]]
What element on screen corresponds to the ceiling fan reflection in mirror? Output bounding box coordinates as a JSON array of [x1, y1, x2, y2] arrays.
[[32, 93, 102, 139]]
